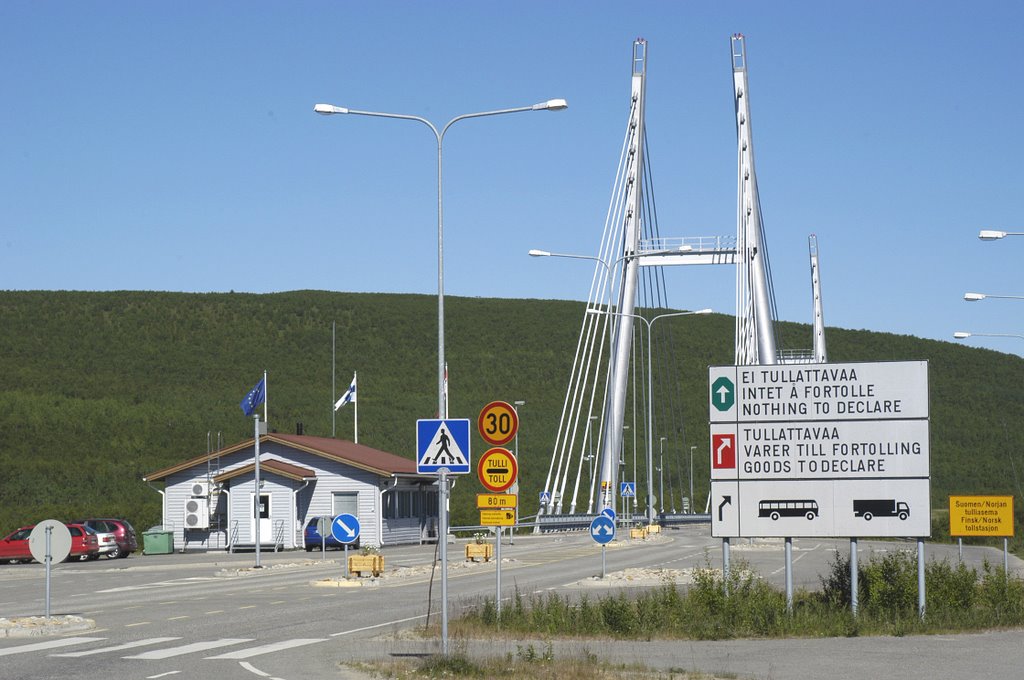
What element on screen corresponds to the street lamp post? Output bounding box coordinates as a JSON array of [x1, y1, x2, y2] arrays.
[[964, 292, 1024, 302], [586, 307, 712, 525], [315, 99, 567, 419], [586, 415, 598, 512], [954, 331, 1024, 342], [658, 436, 666, 515], [689, 445, 696, 514], [979, 230, 1024, 241], [316, 98, 566, 658]]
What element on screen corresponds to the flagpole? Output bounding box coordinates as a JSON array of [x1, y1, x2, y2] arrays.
[[254, 413, 261, 568], [263, 370, 268, 424], [353, 371, 358, 444], [332, 322, 336, 438]]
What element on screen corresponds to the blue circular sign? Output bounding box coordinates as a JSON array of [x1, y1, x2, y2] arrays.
[[590, 515, 616, 545], [331, 513, 361, 544], [600, 507, 617, 521]]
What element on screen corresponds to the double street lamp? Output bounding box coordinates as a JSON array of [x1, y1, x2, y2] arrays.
[[315, 99, 567, 418], [964, 292, 1024, 302], [586, 306, 712, 524], [954, 331, 1024, 342], [979, 230, 1024, 241]]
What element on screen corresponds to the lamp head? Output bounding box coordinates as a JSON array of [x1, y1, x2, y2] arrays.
[[953, 332, 971, 339], [313, 103, 349, 115], [528, 249, 551, 257], [979, 230, 1007, 240], [964, 293, 986, 301], [534, 98, 568, 111]]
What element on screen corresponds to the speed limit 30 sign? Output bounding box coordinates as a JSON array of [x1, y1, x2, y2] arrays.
[[477, 400, 519, 446]]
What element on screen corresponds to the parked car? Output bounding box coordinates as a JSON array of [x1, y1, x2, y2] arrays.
[[0, 526, 33, 564], [304, 515, 359, 551], [0, 523, 97, 563], [65, 523, 99, 561], [86, 526, 118, 559], [71, 518, 137, 558]]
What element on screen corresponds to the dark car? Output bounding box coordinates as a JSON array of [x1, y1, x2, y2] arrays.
[[71, 518, 137, 558], [304, 515, 359, 551]]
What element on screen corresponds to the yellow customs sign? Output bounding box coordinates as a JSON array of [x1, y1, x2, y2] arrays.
[[479, 509, 516, 526], [949, 495, 1014, 537]]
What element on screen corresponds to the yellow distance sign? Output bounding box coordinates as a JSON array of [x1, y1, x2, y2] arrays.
[[477, 493, 518, 509], [950, 495, 1014, 537], [479, 509, 516, 526]]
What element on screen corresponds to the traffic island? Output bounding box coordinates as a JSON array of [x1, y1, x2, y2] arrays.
[[0, 615, 96, 638]]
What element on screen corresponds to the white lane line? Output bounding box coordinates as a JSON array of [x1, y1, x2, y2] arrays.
[[0, 637, 105, 657], [124, 638, 252, 660], [52, 637, 181, 657], [239, 661, 275, 678], [330, 613, 426, 637], [147, 672, 181, 679], [206, 638, 327, 659]]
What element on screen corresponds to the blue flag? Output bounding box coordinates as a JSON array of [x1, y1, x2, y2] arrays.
[[241, 377, 266, 417], [334, 373, 356, 411]]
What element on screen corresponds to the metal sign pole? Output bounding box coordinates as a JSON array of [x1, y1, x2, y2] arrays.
[[917, 538, 926, 621], [722, 538, 731, 596], [45, 526, 52, 620], [344, 544, 350, 578], [495, 527, 502, 618], [1005, 538, 1009, 579], [439, 468, 450, 655], [784, 537, 793, 613], [850, 538, 859, 615], [601, 544, 606, 579]]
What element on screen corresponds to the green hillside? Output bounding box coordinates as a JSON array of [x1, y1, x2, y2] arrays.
[[1, 290, 1021, 540]]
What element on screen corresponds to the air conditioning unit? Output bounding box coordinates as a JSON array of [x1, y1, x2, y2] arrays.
[[184, 498, 210, 529], [190, 480, 211, 497]]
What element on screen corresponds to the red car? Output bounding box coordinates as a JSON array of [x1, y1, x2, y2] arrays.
[[0, 523, 99, 564]]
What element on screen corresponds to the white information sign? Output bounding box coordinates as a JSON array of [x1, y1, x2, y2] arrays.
[[709, 360, 930, 539]]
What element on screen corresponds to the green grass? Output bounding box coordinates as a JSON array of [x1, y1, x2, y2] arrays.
[[454, 553, 1024, 640]]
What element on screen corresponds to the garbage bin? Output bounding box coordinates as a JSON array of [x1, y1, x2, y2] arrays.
[[143, 530, 174, 555]]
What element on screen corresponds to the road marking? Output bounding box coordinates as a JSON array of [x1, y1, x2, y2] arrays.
[[330, 614, 426, 637], [124, 638, 252, 660], [52, 637, 181, 657], [204, 610, 225, 615], [206, 638, 327, 659], [239, 661, 278, 678], [238, 605, 257, 609], [270, 600, 286, 605], [166, 616, 190, 621], [0, 637, 105, 657], [147, 672, 181, 679], [126, 621, 151, 627]]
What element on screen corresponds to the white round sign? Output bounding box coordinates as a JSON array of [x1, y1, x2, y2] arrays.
[[29, 520, 72, 564]]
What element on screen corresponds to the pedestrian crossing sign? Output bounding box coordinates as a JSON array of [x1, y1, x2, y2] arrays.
[[620, 481, 636, 498], [416, 418, 471, 474]]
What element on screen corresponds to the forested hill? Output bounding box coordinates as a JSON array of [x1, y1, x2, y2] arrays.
[[1, 289, 1021, 533]]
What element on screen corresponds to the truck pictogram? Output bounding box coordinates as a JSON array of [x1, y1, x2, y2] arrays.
[[853, 499, 910, 521]]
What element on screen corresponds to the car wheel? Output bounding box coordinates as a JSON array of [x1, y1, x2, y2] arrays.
[[108, 546, 122, 559], [87, 554, 100, 561], [117, 550, 131, 558]]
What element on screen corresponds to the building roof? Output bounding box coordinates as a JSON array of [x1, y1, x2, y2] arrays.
[[213, 458, 317, 484], [142, 432, 422, 482]]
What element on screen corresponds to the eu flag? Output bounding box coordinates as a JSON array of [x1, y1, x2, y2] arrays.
[[241, 377, 266, 416]]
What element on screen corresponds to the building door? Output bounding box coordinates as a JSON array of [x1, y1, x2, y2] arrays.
[[251, 492, 271, 543]]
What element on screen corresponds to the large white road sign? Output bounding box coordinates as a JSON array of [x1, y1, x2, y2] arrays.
[[709, 360, 930, 539]]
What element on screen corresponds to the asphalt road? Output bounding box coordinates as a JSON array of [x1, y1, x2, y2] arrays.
[[0, 526, 1020, 680]]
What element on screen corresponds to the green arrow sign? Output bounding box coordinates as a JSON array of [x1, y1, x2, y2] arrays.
[[711, 376, 735, 412]]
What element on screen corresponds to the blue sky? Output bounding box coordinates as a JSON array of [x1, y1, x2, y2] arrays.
[[2, 2, 1022, 356]]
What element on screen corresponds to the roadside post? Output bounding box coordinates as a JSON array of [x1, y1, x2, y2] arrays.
[[477, 402, 520, 619], [331, 513, 361, 578], [29, 520, 72, 620], [417, 418, 472, 656], [317, 516, 330, 561], [591, 511, 616, 578]]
